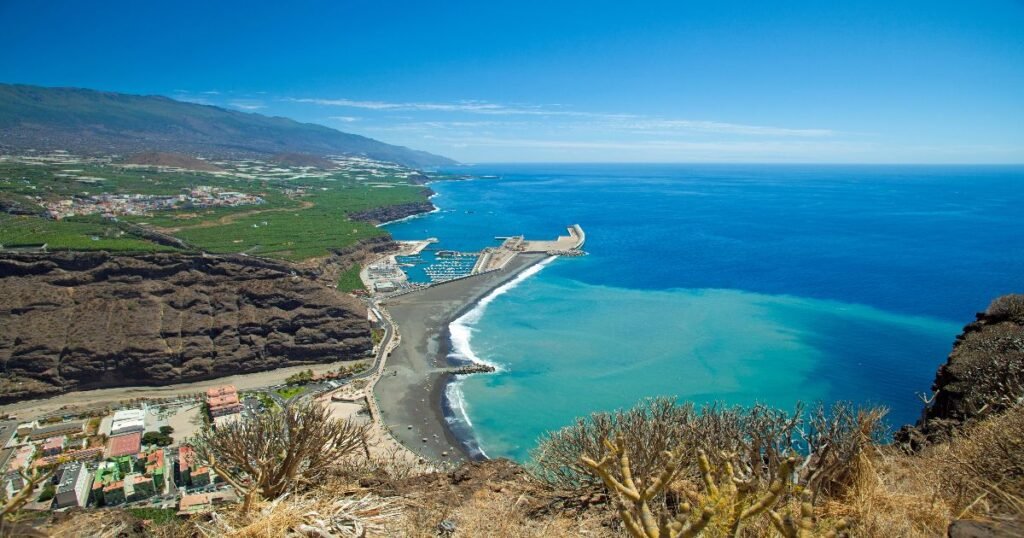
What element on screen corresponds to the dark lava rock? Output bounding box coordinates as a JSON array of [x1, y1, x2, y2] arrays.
[[897, 294, 1024, 448], [349, 199, 435, 224], [0, 251, 372, 403]]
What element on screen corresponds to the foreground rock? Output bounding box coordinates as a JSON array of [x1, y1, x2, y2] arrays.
[[0, 252, 372, 403]]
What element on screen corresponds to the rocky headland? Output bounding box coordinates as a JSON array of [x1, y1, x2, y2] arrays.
[[0, 251, 373, 403], [896, 294, 1024, 448], [350, 198, 436, 225]]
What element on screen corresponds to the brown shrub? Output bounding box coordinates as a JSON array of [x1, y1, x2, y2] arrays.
[[986, 294, 1024, 324], [937, 403, 1024, 518]]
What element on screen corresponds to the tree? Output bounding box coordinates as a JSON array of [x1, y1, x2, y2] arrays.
[[190, 399, 369, 512], [1, 466, 54, 533], [143, 431, 173, 446], [159, 425, 174, 435], [285, 369, 315, 386]]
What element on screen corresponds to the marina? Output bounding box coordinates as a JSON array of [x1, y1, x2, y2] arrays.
[[363, 225, 586, 294]]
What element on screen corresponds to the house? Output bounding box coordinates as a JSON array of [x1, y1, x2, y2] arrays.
[[175, 446, 194, 487], [124, 473, 155, 502], [7, 445, 34, 472], [143, 449, 167, 492], [190, 466, 211, 488], [102, 480, 126, 505], [28, 421, 84, 441], [212, 413, 241, 429], [90, 462, 120, 506], [4, 472, 25, 500], [41, 436, 65, 457], [206, 386, 243, 418], [34, 446, 103, 467], [16, 422, 35, 438], [54, 462, 92, 509], [177, 489, 237, 515]]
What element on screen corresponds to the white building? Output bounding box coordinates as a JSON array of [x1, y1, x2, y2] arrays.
[[110, 409, 146, 436], [54, 462, 92, 508]]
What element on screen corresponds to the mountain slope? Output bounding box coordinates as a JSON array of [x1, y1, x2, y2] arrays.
[[0, 83, 455, 168]]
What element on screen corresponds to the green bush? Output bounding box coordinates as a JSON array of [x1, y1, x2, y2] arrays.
[[143, 431, 173, 446]]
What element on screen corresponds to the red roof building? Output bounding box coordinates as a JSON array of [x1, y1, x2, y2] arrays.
[[206, 385, 243, 418], [107, 432, 142, 458]]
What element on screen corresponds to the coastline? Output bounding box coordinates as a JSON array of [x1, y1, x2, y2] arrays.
[[374, 184, 441, 228], [373, 253, 548, 462]]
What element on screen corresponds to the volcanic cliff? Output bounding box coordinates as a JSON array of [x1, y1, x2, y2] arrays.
[[896, 294, 1024, 448], [0, 252, 372, 403]]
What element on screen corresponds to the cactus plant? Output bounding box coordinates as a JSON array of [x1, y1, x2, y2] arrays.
[[582, 438, 713, 538], [768, 490, 849, 538]]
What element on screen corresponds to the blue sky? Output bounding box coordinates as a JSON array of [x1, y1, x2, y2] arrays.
[[2, 1, 1022, 163]]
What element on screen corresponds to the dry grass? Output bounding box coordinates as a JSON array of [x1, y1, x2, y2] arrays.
[[35, 404, 1024, 537], [186, 489, 400, 538], [823, 404, 1024, 537], [933, 403, 1024, 520], [393, 487, 613, 538]]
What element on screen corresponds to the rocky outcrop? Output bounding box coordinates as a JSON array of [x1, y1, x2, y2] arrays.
[[349, 198, 435, 225], [896, 294, 1024, 448], [0, 252, 372, 403]]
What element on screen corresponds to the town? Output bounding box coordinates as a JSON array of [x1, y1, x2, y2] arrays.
[[42, 186, 265, 220], [0, 386, 243, 516]]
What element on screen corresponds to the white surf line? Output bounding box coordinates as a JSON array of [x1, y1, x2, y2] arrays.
[[444, 255, 558, 459], [448, 255, 557, 371], [375, 205, 440, 228]]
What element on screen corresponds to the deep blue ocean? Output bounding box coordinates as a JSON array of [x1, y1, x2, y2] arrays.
[[385, 164, 1024, 461]]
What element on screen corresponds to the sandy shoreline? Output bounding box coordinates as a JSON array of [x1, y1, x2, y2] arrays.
[[374, 254, 547, 462]]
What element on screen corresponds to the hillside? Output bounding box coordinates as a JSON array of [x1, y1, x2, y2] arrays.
[[0, 84, 455, 168], [0, 251, 373, 402]]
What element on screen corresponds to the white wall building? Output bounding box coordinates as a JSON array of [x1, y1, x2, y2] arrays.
[[54, 462, 92, 508], [110, 409, 146, 436]]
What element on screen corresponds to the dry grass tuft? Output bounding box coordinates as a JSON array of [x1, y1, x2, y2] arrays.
[[190, 490, 400, 538]]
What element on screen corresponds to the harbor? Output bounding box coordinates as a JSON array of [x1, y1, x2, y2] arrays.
[[364, 224, 585, 461], [361, 224, 586, 296]]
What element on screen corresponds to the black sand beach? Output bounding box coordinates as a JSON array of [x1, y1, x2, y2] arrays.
[[374, 254, 547, 462]]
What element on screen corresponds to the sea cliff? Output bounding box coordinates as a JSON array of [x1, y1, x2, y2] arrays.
[[896, 294, 1024, 447], [0, 251, 373, 403]]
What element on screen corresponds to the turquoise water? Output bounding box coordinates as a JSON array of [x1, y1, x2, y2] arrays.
[[385, 164, 1024, 461]]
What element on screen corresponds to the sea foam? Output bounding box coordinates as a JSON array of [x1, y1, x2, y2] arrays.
[[448, 255, 557, 370], [443, 255, 557, 459]]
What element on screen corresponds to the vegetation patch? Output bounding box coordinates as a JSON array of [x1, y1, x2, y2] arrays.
[[275, 386, 305, 400], [336, 263, 365, 292], [0, 156, 431, 262]]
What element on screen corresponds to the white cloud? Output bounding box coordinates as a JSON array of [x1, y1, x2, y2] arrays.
[[428, 136, 874, 158], [610, 119, 835, 137], [329, 116, 361, 122], [289, 96, 834, 137], [229, 100, 266, 110], [289, 97, 569, 116]]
